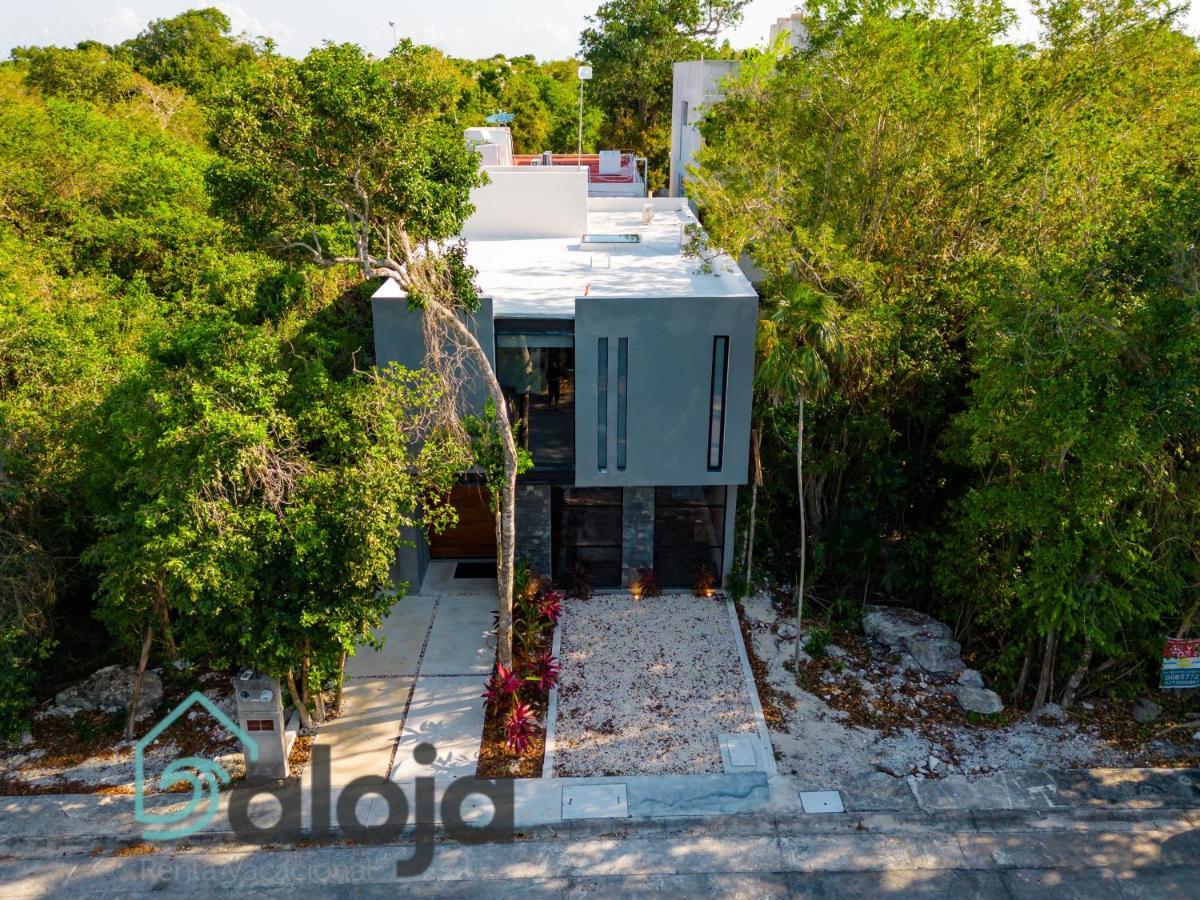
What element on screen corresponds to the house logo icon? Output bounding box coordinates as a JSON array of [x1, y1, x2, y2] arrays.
[[134, 691, 258, 841]]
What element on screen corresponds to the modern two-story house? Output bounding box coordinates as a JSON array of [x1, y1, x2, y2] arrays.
[[374, 128, 757, 592]]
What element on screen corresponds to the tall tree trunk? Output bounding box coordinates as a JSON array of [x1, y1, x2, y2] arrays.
[[286, 669, 313, 730], [422, 303, 518, 670], [1031, 627, 1057, 713], [334, 651, 347, 711], [794, 394, 807, 666], [124, 622, 155, 742], [744, 428, 761, 592], [1015, 643, 1034, 702], [1061, 635, 1093, 709], [301, 640, 324, 724]]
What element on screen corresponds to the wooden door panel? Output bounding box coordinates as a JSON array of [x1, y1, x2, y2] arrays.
[[429, 485, 495, 558]]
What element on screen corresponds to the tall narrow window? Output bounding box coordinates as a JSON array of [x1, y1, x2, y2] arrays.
[[616, 338, 628, 470], [597, 338, 608, 471], [707, 336, 729, 471]]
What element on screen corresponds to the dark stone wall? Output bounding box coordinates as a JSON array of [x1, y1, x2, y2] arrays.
[[515, 483, 552, 577]]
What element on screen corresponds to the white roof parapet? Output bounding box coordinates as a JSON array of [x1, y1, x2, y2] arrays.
[[463, 197, 755, 319]]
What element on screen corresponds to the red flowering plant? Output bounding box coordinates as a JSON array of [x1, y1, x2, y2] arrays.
[[529, 651, 560, 693], [538, 590, 563, 625], [482, 559, 564, 755], [505, 701, 538, 755], [482, 662, 521, 712]]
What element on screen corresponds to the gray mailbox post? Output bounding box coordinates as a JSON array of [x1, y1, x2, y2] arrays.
[[233, 670, 291, 780]]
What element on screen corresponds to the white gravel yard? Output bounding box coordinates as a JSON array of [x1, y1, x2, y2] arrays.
[[552, 592, 759, 776]]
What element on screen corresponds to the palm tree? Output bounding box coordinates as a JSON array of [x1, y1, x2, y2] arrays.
[[755, 279, 843, 665]]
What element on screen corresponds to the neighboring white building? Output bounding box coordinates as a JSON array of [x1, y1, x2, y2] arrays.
[[769, 13, 809, 52], [668, 12, 808, 199], [468, 126, 648, 199], [667, 60, 741, 199]]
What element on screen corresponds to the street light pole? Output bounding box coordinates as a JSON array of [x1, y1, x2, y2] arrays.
[[577, 64, 592, 164]]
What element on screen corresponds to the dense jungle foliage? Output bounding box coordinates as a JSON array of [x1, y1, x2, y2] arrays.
[[695, 0, 1200, 709]]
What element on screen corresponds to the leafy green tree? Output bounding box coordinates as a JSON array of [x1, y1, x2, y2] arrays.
[[0, 61, 212, 735], [85, 311, 468, 728], [207, 42, 526, 669], [12, 44, 140, 104], [2, 44, 466, 732], [122, 7, 260, 98], [580, 0, 746, 187]]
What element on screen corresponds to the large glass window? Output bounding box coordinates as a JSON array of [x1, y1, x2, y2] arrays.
[[653, 486, 727, 588], [707, 336, 729, 471], [552, 487, 623, 587], [495, 321, 574, 471]]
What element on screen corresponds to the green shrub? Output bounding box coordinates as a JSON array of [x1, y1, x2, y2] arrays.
[[803, 627, 832, 659], [0, 628, 53, 742]]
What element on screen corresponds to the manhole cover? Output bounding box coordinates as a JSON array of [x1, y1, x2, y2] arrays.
[[800, 790, 844, 814]]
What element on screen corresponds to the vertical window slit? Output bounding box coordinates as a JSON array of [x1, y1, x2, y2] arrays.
[[617, 338, 628, 470], [707, 336, 729, 471], [597, 338, 608, 471]]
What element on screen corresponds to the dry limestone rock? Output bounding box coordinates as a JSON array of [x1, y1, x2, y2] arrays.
[[909, 638, 966, 674], [54, 665, 163, 721], [863, 605, 953, 650], [956, 669, 985, 688], [863, 605, 965, 675], [954, 685, 1004, 715], [1131, 697, 1161, 724]]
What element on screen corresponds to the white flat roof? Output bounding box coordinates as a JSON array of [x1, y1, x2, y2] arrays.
[[465, 199, 756, 318]]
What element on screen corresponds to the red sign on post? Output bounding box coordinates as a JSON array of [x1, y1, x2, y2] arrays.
[[1163, 639, 1200, 659]]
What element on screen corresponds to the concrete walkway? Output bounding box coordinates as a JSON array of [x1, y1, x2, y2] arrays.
[[312, 562, 497, 787]]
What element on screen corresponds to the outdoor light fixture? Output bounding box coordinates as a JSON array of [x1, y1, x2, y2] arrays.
[[577, 63, 593, 162]]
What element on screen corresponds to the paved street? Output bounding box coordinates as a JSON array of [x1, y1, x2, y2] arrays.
[[4, 804, 1197, 897]]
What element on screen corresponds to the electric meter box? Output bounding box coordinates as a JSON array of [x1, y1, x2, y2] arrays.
[[232, 670, 289, 780]]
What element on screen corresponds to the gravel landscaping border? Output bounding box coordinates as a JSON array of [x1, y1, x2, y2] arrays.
[[551, 591, 759, 777]]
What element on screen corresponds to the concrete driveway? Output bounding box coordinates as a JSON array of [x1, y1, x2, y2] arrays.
[[313, 561, 497, 787]]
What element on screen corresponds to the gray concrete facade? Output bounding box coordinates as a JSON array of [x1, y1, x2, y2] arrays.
[[669, 59, 742, 199], [391, 523, 429, 596], [574, 295, 757, 489]]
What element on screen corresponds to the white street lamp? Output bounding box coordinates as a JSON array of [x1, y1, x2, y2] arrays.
[[577, 64, 592, 163]]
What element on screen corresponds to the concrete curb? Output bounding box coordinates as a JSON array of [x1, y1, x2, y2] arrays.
[[904, 766, 1200, 814], [725, 595, 778, 776], [541, 621, 563, 778]]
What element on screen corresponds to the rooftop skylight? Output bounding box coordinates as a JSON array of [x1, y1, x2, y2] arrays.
[[580, 233, 641, 249]]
